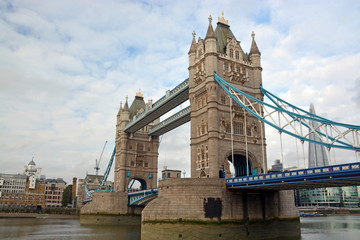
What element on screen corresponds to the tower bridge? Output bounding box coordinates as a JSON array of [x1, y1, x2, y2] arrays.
[[80, 13, 360, 238]]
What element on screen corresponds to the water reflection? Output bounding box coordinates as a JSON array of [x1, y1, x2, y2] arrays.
[[0, 215, 360, 240], [0, 218, 141, 240], [301, 215, 360, 240]]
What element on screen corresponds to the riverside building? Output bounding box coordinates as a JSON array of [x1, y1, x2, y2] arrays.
[[44, 178, 67, 208], [0, 159, 71, 209]]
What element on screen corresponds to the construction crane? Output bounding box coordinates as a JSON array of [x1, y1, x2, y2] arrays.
[[94, 141, 107, 175]]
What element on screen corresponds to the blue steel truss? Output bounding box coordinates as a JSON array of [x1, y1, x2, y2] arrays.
[[214, 72, 360, 151]]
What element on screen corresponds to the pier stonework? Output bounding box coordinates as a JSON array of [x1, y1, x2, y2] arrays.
[[142, 179, 300, 239], [80, 191, 128, 215]]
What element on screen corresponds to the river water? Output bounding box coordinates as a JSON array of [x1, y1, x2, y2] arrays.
[[0, 215, 359, 240]]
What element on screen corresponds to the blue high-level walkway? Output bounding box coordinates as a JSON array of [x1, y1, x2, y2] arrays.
[[148, 106, 190, 136], [124, 79, 189, 134], [226, 162, 360, 191]]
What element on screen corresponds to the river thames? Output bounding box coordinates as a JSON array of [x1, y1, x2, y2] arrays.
[[0, 215, 360, 240]]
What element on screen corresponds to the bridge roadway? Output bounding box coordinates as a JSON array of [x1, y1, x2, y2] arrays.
[[124, 78, 189, 134], [226, 162, 360, 191]]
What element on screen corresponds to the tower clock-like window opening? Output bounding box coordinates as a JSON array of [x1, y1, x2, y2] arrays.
[[220, 94, 227, 104], [225, 123, 231, 133], [234, 122, 244, 135], [137, 143, 143, 152], [247, 127, 252, 137], [230, 49, 234, 58]]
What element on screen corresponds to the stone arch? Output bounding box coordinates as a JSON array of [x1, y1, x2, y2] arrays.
[[223, 150, 258, 177], [200, 170, 206, 178], [128, 177, 148, 191]]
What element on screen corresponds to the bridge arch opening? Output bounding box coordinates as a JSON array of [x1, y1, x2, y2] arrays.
[[128, 178, 147, 192], [227, 154, 253, 177]]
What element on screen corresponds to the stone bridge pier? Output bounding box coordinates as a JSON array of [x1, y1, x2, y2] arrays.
[[141, 178, 300, 239]]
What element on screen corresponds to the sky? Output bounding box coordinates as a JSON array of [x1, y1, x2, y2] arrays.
[[1, 0, 360, 184]]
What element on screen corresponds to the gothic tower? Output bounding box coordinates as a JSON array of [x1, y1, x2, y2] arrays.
[[114, 90, 159, 192], [189, 14, 267, 178]]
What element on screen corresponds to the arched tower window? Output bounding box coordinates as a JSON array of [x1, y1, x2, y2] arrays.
[[235, 51, 239, 60], [220, 94, 227, 104], [230, 49, 234, 58], [137, 143, 144, 152]]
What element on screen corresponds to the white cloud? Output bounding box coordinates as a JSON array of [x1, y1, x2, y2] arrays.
[[0, 0, 359, 184]]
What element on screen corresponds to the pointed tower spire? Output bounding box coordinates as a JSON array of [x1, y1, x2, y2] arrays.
[[123, 96, 129, 112], [188, 30, 197, 54], [117, 101, 123, 116], [249, 31, 260, 55], [205, 15, 215, 39]]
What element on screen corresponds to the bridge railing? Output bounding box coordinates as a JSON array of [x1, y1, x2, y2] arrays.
[[128, 188, 158, 196], [226, 162, 360, 186], [128, 189, 158, 205], [125, 78, 189, 128]]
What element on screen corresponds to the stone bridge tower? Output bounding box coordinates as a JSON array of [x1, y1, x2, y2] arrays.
[[114, 91, 159, 192], [189, 14, 267, 178]]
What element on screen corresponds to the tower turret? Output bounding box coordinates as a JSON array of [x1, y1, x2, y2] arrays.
[[205, 15, 217, 61], [116, 101, 122, 125], [121, 97, 130, 123], [249, 31, 261, 67], [188, 31, 197, 67]]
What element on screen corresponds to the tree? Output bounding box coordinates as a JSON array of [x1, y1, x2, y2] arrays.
[[61, 186, 71, 207]]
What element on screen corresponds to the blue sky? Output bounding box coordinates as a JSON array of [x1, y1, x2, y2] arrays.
[[1, 0, 360, 183]]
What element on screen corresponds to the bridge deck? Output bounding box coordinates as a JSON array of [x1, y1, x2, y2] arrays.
[[226, 162, 360, 191]]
